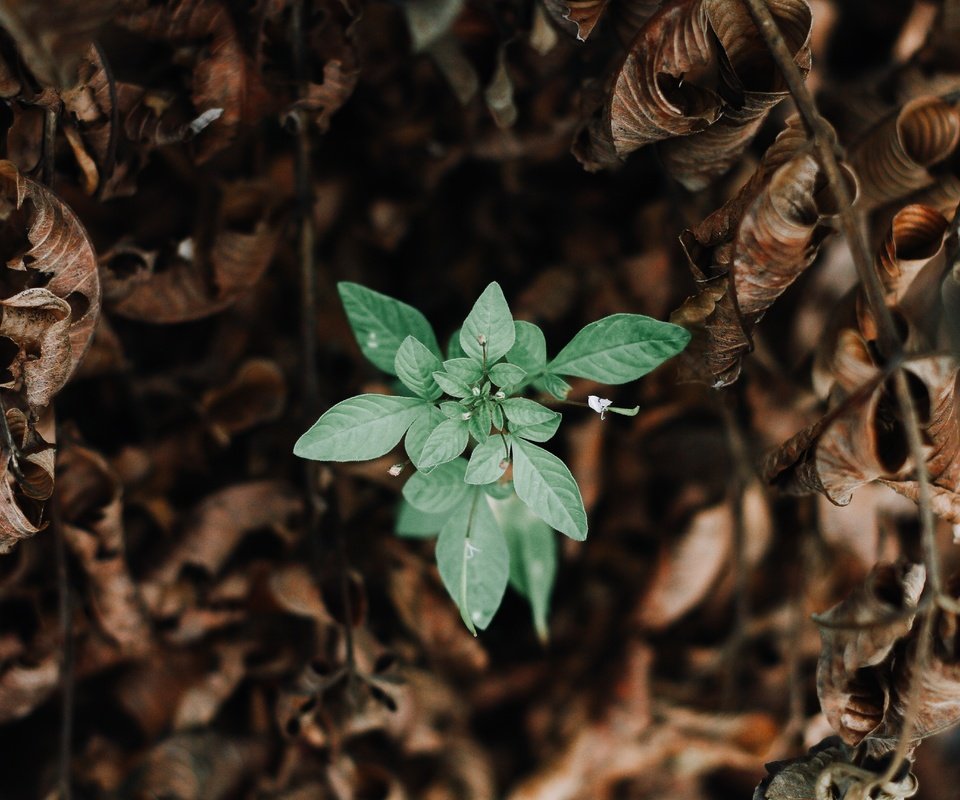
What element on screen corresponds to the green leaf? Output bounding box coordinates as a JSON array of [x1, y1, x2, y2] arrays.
[[294, 394, 425, 462], [511, 438, 587, 540], [402, 458, 470, 513], [447, 329, 467, 359], [467, 400, 493, 442], [460, 282, 515, 363], [536, 373, 572, 400], [396, 499, 445, 538], [419, 417, 470, 469], [489, 362, 527, 389], [507, 321, 547, 373], [443, 357, 484, 384], [465, 435, 510, 484], [484, 480, 515, 500], [548, 313, 690, 383], [395, 336, 443, 400], [440, 401, 464, 419], [338, 282, 441, 375], [405, 404, 445, 469], [436, 492, 510, 633], [501, 397, 559, 427], [433, 371, 472, 399], [491, 403, 505, 430], [511, 414, 561, 443], [493, 494, 557, 642]]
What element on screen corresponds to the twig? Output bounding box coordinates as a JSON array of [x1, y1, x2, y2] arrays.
[[291, 0, 359, 703], [738, 0, 941, 782], [719, 393, 752, 709], [42, 104, 59, 189], [52, 487, 73, 800]]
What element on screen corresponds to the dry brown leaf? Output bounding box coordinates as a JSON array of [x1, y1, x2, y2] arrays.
[[815, 561, 925, 745], [636, 482, 771, 630], [875, 204, 949, 304], [58, 441, 151, 654], [127, 732, 270, 800], [150, 480, 302, 583], [0, 408, 55, 553], [107, 180, 281, 323], [675, 118, 849, 386], [542, 0, 609, 41], [607, 0, 721, 159], [118, 0, 273, 162], [661, 0, 812, 190], [0, 649, 59, 724], [0, 0, 117, 88], [850, 96, 960, 212], [285, 60, 359, 134], [0, 160, 101, 410], [201, 358, 286, 443]]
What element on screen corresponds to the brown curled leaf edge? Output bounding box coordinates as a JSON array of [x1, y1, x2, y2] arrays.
[[670, 116, 853, 387], [764, 203, 960, 523], [849, 96, 960, 213], [0, 159, 100, 552], [809, 563, 960, 761], [579, 0, 811, 189]]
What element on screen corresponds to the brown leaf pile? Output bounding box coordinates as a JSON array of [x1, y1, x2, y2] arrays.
[[3, 1, 960, 798]]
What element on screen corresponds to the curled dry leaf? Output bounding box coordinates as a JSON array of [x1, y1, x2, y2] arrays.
[[150, 480, 302, 584], [106, 180, 281, 323], [607, 0, 721, 159], [0, 0, 117, 88], [864, 574, 960, 756], [59, 44, 116, 196], [610, 0, 667, 46], [875, 204, 949, 304], [285, 59, 359, 134], [754, 736, 917, 800], [815, 561, 925, 745], [595, 0, 811, 188], [661, 0, 812, 190], [201, 358, 287, 443], [850, 96, 960, 212], [0, 160, 101, 410], [541, 0, 609, 42], [127, 732, 270, 800], [0, 650, 59, 724], [0, 408, 55, 553], [674, 118, 850, 386], [635, 482, 771, 631], [58, 442, 151, 654], [118, 0, 273, 162]]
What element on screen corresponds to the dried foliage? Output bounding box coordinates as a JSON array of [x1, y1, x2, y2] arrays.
[[2, 1, 960, 798]]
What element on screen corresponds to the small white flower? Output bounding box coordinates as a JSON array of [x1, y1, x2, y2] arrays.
[[388, 463, 404, 477], [494, 390, 505, 400], [477, 334, 487, 346], [465, 542, 482, 559], [588, 395, 613, 420], [472, 386, 481, 396], [461, 411, 472, 421]]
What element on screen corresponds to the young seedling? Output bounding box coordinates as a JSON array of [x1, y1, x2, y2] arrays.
[[294, 282, 690, 637]]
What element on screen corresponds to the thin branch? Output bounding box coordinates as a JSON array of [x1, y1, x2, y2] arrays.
[[52, 488, 74, 800], [42, 103, 59, 189], [738, 0, 942, 782], [291, 0, 359, 702]]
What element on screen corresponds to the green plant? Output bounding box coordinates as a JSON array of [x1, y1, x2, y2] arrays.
[[294, 282, 690, 636]]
